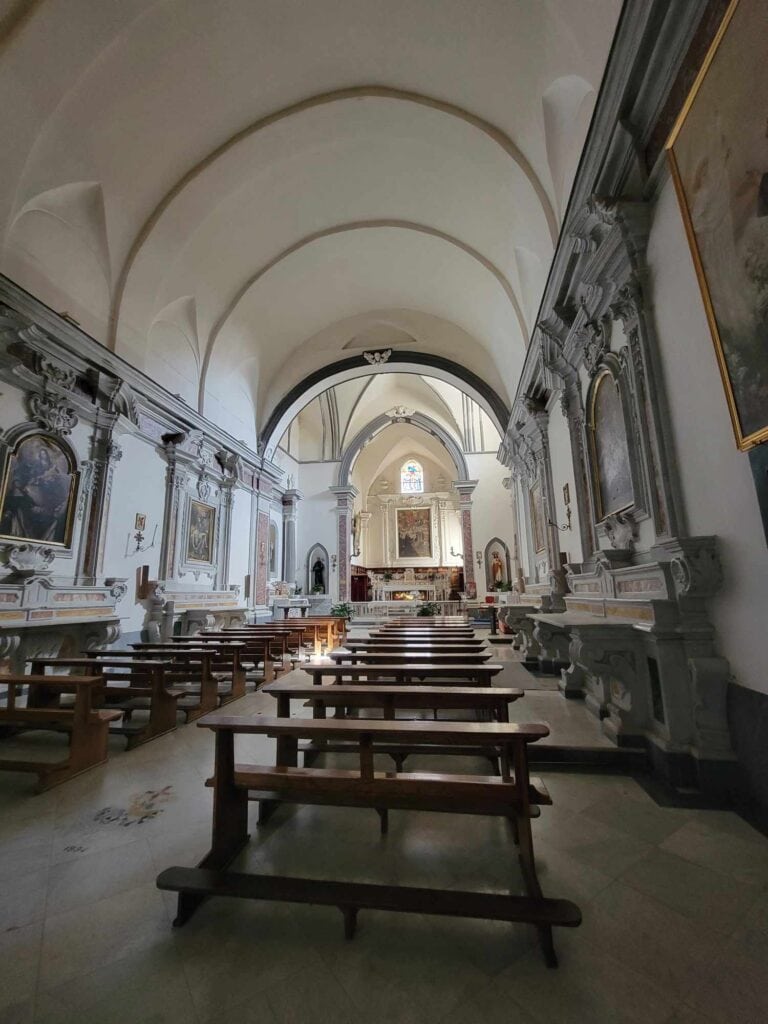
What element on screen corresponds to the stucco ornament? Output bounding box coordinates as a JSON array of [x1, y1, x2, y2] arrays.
[[6, 544, 56, 573], [670, 546, 723, 597], [28, 391, 78, 436], [363, 349, 392, 365]]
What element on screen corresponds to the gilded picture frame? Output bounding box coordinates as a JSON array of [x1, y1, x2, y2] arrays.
[[396, 506, 432, 559], [0, 433, 78, 548], [666, 0, 768, 450], [186, 499, 216, 564]]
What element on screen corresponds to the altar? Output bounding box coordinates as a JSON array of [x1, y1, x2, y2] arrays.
[[369, 570, 451, 602]]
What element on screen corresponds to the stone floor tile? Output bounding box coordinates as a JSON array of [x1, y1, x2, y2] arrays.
[[33, 946, 196, 1024], [582, 791, 693, 845], [264, 964, 359, 1024], [0, 923, 42, 1015], [497, 936, 676, 1024], [44, 837, 156, 917], [0, 868, 48, 932], [39, 883, 172, 989], [618, 846, 759, 936], [683, 935, 768, 1024], [660, 818, 768, 886]]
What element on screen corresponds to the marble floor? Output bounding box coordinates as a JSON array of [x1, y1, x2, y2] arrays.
[[2, 641, 768, 1023]]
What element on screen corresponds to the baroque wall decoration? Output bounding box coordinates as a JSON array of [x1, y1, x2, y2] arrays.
[[587, 368, 634, 520]]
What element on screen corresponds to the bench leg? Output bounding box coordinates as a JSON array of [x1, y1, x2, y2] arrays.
[[341, 906, 358, 940], [376, 808, 389, 835]]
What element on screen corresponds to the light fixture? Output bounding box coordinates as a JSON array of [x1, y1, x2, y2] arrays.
[[475, 550, 482, 567], [331, 554, 338, 570], [449, 547, 464, 561]]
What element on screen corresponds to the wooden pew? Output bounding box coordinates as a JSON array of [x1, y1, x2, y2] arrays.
[[192, 631, 284, 681], [29, 657, 182, 747], [130, 641, 247, 704], [329, 650, 493, 665], [0, 675, 121, 791], [346, 638, 486, 650], [94, 647, 220, 720], [304, 663, 504, 687], [264, 678, 525, 769], [156, 714, 580, 966]]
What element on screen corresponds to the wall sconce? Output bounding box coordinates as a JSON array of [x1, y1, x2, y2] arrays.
[[331, 554, 338, 571], [449, 547, 464, 561], [548, 483, 573, 532], [475, 550, 482, 568]]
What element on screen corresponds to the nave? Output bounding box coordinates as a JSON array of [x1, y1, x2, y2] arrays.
[[2, 625, 768, 1024]]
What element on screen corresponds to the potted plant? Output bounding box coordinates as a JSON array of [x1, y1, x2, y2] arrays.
[[330, 602, 353, 620], [417, 601, 441, 617]]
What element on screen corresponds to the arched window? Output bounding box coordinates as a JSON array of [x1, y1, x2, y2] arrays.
[[400, 459, 424, 494]]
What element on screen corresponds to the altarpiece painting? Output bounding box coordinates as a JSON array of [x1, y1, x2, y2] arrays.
[[396, 507, 432, 559], [0, 434, 77, 546], [667, 0, 768, 449]]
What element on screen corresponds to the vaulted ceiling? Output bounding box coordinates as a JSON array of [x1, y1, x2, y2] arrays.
[[0, 0, 622, 450]]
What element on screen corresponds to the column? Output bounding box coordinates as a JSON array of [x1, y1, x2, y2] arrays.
[[452, 480, 478, 595], [356, 510, 371, 562], [281, 488, 302, 584], [329, 485, 358, 602], [81, 433, 123, 578]]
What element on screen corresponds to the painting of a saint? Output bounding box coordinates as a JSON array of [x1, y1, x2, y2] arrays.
[[529, 481, 547, 554], [0, 434, 77, 546], [396, 507, 432, 559], [667, 0, 768, 449], [186, 500, 215, 563], [589, 371, 634, 520]]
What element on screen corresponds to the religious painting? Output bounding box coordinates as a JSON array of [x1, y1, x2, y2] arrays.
[[0, 434, 78, 547], [666, 0, 768, 450], [186, 499, 215, 563], [396, 506, 432, 558], [484, 538, 510, 590], [588, 370, 634, 521], [528, 480, 546, 554]]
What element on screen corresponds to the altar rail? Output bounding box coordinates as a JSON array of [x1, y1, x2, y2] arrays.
[[350, 601, 462, 619]]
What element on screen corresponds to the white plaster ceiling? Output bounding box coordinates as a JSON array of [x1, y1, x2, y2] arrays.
[[282, 372, 499, 463], [0, 0, 621, 445]]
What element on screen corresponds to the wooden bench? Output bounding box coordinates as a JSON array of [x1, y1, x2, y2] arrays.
[[95, 647, 222, 720], [329, 650, 493, 666], [156, 714, 580, 966], [129, 642, 247, 704], [194, 631, 286, 680], [29, 657, 182, 747], [0, 675, 121, 790], [264, 678, 525, 770], [303, 663, 504, 687], [344, 638, 487, 651]]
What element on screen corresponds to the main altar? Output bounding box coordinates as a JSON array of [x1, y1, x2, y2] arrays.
[[368, 569, 453, 602]]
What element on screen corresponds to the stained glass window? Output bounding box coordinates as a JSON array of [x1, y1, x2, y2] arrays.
[[400, 459, 424, 493]]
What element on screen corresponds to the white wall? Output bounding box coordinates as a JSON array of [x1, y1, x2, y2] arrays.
[[647, 177, 768, 695], [466, 452, 517, 596], [102, 432, 166, 636], [295, 461, 338, 596], [228, 485, 252, 596], [547, 398, 583, 564]]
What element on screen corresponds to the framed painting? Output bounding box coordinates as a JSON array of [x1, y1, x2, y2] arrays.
[[186, 499, 216, 563], [588, 369, 634, 520], [0, 433, 78, 547], [396, 506, 432, 558], [528, 481, 547, 554], [666, 0, 768, 450]]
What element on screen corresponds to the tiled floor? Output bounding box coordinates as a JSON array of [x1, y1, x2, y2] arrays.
[[1, 634, 768, 1023]]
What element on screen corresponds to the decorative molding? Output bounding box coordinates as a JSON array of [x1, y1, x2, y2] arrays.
[[5, 544, 56, 574]]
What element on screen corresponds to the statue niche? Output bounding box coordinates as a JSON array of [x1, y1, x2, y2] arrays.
[[306, 543, 329, 594]]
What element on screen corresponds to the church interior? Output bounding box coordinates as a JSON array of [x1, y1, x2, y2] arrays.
[[1, 1, 768, 1021]]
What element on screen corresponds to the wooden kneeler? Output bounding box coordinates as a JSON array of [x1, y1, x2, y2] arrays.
[[156, 716, 581, 966]]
